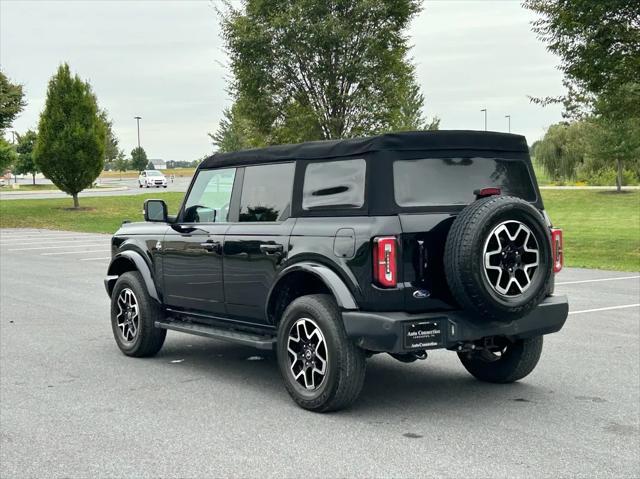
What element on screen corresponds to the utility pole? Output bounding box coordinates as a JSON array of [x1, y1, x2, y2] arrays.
[[505, 115, 511, 133], [11, 131, 16, 144], [134, 116, 142, 148], [480, 109, 487, 131]]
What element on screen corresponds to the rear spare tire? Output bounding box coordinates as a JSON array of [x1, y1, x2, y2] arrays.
[[444, 195, 552, 322]]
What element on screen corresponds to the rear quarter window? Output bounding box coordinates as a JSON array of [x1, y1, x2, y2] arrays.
[[394, 157, 536, 207], [302, 159, 366, 210]]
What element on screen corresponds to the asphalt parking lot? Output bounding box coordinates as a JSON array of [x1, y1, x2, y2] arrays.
[[1, 228, 638, 478]]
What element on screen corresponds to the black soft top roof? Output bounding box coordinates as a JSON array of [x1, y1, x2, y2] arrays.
[[200, 130, 528, 169]]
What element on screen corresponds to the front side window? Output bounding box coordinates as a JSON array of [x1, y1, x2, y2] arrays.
[[182, 168, 236, 223], [239, 163, 295, 222], [394, 157, 536, 207], [302, 159, 366, 210]]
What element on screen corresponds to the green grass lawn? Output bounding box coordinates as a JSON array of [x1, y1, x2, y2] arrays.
[[1, 190, 638, 271], [542, 190, 639, 271], [0, 193, 185, 234]]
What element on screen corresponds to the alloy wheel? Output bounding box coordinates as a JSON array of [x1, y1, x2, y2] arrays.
[[116, 288, 139, 343], [287, 318, 328, 390], [483, 220, 540, 297]]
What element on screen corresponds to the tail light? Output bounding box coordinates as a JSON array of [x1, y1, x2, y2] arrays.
[[373, 236, 397, 288], [551, 228, 563, 273]]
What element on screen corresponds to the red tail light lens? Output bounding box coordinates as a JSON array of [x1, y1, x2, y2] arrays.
[[373, 236, 397, 288], [551, 228, 563, 273]]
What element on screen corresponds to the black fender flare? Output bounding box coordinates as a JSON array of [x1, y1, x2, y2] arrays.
[[105, 250, 160, 302], [266, 262, 359, 318]]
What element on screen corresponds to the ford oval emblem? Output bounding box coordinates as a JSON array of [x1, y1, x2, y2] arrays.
[[413, 289, 430, 299]]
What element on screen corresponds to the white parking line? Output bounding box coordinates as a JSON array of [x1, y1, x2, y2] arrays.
[[569, 304, 640, 315], [42, 250, 111, 256], [79, 256, 111, 261], [0, 235, 103, 242], [557, 275, 640, 285], [1, 237, 106, 246], [9, 242, 108, 251], [0, 232, 91, 238]]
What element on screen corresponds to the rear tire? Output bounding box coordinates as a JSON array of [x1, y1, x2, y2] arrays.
[[110, 271, 166, 357], [458, 336, 543, 383], [277, 294, 366, 412]]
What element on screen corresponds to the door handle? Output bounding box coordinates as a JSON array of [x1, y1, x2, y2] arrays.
[[200, 240, 222, 253], [260, 244, 284, 255]]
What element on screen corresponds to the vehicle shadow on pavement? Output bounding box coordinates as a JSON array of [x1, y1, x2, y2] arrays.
[[355, 355, 544, 415], [152, 336, 543, 414]]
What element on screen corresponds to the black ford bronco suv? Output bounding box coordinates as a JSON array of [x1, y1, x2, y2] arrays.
[[105, 130, 568, 412]]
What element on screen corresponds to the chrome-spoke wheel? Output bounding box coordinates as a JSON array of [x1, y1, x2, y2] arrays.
[[483, 220, 539, 297], [287, 318, 328, 390], [116, 288, 139, 343]]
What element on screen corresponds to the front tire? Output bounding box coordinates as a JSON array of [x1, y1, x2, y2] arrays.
[[277, 294, 366, 412], [110, 271, 166, 357], [458, 336, 543, 383]]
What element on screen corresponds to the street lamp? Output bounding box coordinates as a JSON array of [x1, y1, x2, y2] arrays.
[[505, 115, 511, 133], [480, 109, 487, 131], [134, 116, 142, 148]]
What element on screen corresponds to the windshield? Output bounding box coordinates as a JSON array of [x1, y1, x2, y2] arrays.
[[393, 157, 536, 207], [147, 171, 163, 176]]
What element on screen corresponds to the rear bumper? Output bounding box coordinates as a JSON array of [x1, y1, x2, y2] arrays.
[[342, 295, 568, 354]]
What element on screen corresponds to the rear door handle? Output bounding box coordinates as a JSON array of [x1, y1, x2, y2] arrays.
[[260, 244, 284, 254], [200, 240, 222, 253]]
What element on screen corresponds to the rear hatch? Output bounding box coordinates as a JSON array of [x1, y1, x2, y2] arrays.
[[393, 155, 541, 312]]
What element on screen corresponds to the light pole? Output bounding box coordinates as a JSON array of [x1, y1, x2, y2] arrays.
[[480, 109, 487, 131], [505, 114, 511, 133], [134, 116, 142, 149]]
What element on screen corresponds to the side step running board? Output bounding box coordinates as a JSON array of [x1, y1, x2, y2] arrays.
[[155, 320, 276, 350]]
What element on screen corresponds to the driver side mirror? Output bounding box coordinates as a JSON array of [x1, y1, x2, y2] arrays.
[[143, 199, 168, 222]]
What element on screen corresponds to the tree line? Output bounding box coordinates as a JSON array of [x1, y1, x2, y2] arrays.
[[524, 0, 640, 191], [1, 67, 174, 207], [2, 0, 637, 208]]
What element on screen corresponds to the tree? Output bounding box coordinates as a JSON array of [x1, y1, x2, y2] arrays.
[[535, 121, 590, 181], [584, 117, 640, 192], [0, 71, 26, 131], [100, 110, 120, 164], [213, 0, 435, 151], [130, 146, 148, 172], [113, 151, 130, 180], [0, 137, 17, 173], [34, 64, 106, 208], [146, 161, 155, 170], [14, 130, 39, 184], [525, 0, 640, 189], [525, 0, 640, 118]]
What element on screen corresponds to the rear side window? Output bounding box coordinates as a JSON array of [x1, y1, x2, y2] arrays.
[[302, 159, 366, 210], [240, 163, 295, 222], [394, 157, 536, 207]]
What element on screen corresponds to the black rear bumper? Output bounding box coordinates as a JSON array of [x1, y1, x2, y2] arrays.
[[342, 295, 568, 354]]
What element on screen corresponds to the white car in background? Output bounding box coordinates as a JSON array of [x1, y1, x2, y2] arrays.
[[138, 170, 168, 188]]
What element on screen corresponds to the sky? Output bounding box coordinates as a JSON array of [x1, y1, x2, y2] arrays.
[[0, 0, 565, 161]]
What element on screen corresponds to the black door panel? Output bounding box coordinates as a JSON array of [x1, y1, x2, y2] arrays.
[[224, 219, 296, 322], [162, 225, 229, 315]]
